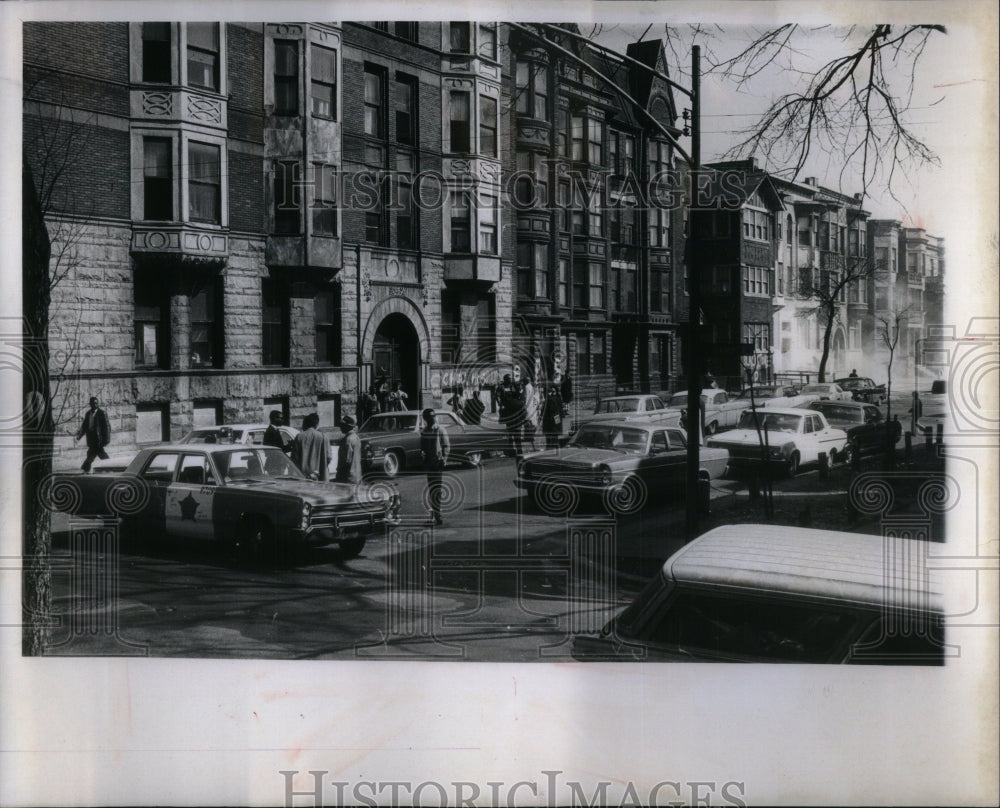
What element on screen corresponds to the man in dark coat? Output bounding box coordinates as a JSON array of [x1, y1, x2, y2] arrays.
[[540, 384, 565, 449], [263, 410, 289, 453], [497, 374, 525, 458], [75, 396, 111, 472], [291, 412, 330, 482], [463, 390, 486, 425]]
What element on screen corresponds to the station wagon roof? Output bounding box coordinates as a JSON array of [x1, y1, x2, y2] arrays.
[[664, 525, 943, 610]]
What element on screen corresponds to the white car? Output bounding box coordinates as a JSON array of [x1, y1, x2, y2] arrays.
[[797, 382, 853, 402], [706, 407, 849, 476], [571, 394, 682, 433], [669, 388, 745, 433]]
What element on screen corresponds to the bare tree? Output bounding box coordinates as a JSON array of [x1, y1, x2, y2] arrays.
[[877, 307, 910, 467], [656, 24, 946, 204], [798, 253, 878, 381]]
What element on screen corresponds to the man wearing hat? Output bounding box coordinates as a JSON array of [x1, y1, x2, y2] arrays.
[[336, 414, 362, 484], [420, 408, 450, 526]]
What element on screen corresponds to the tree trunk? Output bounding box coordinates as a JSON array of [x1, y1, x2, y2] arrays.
[[817, 309, 836, 382], [22, 167, 53, 656]]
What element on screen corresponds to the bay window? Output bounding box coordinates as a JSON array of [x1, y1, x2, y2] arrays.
[[186, 23, 219, 91], [188, 142, 221, 224], [311, 46, 337, 119]]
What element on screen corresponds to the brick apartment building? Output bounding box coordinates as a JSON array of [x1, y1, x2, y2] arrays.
[[23, 21, 692, 464]]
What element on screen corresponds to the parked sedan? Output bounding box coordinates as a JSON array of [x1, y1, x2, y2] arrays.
[[571, 394, 682, 434], [803, 401, 903, 461], [835, 376, 886, 405], [669, 389, 744, 433], [798, 382, 853, 402], [706, 407, 849, 475], [51, 444, 397, 561], [515, 421, 728, 514], [572, 525, 944, 663], [359, 410, 510, 477], [729, 385, 811, 409], [802, 400, 901, 458]]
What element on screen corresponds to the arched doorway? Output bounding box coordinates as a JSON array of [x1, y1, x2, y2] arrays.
[[373, 313, 420, 405]]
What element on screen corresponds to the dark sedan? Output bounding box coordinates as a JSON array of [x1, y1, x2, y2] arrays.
[[835, 376, 886, 405], [358, 410, 511, 477], [802, 400, 900, 458]]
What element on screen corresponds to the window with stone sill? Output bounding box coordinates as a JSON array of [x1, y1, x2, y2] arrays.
[[449, 191, 471, 253], [477, 24, 497, 60], [134, 273, 168, 369], [449, 91, 471, 154], [479, 94, 498, 158], [449, 22, 471, 53], [273, 160, 301, 235], [315, 286, 341, 365], [394, 73, 417, 146], [274, 40, 299, 115], [142, 22, 171, 84], [187, 23, 219, 92], [312, 163, 338, 237], [364, 66, 386, 139], [311, 45, 337, 119], [190, 280, 222, 369], [479, 194, 498, 255], [262, 277, 288, 367], [188, 141, 221, 224], [394, 22, 418, 42], [516, 242, 549, 299], [515, 60, 548, 120], [143, 137, 172, 221]]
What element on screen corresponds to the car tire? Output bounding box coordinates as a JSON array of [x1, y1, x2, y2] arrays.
[[603, 476, 646, 515], [383, 450, 403, 478], [787, 451, 801, 477], [339, 536, 366, 559]]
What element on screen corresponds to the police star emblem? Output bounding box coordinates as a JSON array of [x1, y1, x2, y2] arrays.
[[179, 492, 200, 521]]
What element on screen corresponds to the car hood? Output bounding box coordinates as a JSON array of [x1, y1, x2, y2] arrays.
[[227, 478, 382, 505], [524, 447, 636, 466]]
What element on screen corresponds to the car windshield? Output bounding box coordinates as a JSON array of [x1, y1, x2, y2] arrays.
[[737, 411, 802, 433], [571, 425, 649, 453], [669, 393, 688, 407], [810, 404, 861, 422], [182, 428, 245, 444], [837, 379, 862, 389], [801, 384, 831, 393], [215, 447, 304, 482], [360, 414, 417, 433], [594, 399, 640, 414]]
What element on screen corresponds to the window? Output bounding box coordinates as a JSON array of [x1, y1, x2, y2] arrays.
[[588, 192, 603, 238], [274, 40, 299, 115], [517, 242, 548, 299], [588, 118, 603, 165], [449, 91, 471, 153], [651, 270, 671, 313], [477, 24, 496, 59], [273, 160, 300, 234], [192, 401, 222, 429], [514, 152, 548, 207], [394, 73, 417, 146], [188, 141, 221, 224], [261, 278, 288, 366], [576, 334, 591, 375], [394, 22, 418, 41], [312, 163, 337, 236], [609, 132, 634, 176], [450, 191, 471, 252], [364, 67, 384, 138], [134, 273, 167, 369], [479, 95, 497, 157], [592, 333, 606, 374], [555, 108, 568, 157], [449, 22, 470, 52], [311, 46, 336, 118], [589, 261, 605, 308], [396, 158, 417, 250], [190, 281, 221, 368], [515, 61, 547, 119], [143, 137, 172, 221], [186, 23, 219, 91], [136, 408, 171, 445], [742, 266, 771, 297], [742, 208, 771, 242], [479, 193, 498, 255], [315, 287, 341, 365], [142, 23, 171, 83], [557, 258, 569, 307], [648, 205, 669, 248]]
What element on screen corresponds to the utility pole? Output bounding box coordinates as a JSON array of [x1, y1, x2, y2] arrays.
[[685, 46, 702, 540]]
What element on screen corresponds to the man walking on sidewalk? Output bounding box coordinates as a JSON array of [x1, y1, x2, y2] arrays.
[[75, 396, 111, 472], [420, 408, 450, 526]]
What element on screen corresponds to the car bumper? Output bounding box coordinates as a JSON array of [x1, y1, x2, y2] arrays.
[[296, 512, 389, 546]]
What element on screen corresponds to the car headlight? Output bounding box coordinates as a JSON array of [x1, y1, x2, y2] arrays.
[[769, 447, 784, 458], [598, 465, 612, 486], [300, 501, 312, 529]]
